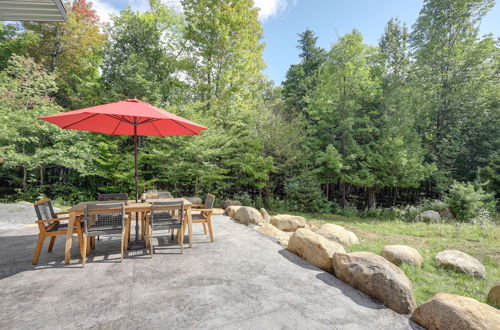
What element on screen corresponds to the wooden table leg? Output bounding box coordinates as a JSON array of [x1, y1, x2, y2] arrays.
[[65, 211, 76, 264], [187, 206, 193, 248]]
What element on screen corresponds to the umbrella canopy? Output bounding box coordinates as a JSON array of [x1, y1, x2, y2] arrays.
[[38, 98, 207, 202], [38, 98, 206, 137]]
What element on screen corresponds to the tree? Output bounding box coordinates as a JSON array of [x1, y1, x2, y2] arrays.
[[0, 24, 38, 70], [410, 0, 498, 188], [282, 29, 325, 117], [101, 1, 186, 105], [307, 31, 380, 208], [182, 0, 265, 119], [23, 0, 105, 108], [0, 55, 88, 193]]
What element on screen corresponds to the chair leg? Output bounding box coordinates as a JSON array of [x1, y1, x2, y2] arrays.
[[86, 236, 91, 255], [120, 230, 125, 262], [149, 225, 154, 258], [32, 234, 45, 265], [207, 218, 214, 242], [202, 222, 207, 234], [48, 236, 56, 252], [82, 234, 87, 267], [90, 237, 96, 249], [179, 229, 184, 254], [75, 222, 84, 258]]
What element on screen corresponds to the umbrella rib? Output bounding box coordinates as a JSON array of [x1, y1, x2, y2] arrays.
[[171, 119, 199, 135], [151, 121, 163, 137], [62, 113, 99, 129], [112, 118, 122, 135], [106, 114, 134, 125]]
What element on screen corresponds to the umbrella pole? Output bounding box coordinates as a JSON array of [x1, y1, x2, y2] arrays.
[[134, 127, 139, 241]]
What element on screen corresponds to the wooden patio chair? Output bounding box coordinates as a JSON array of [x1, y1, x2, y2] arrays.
[[97, 193, 129, 242], [32, 199, 84, 265], [145, 201, 184, 256], [186, 193, 215, 242], [82, 202, 128, 266]]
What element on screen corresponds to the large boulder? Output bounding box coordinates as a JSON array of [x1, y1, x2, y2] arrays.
[[211, 208, 225, 215], [487, 283, 500, 306], [221, 200, 242, 209], [255, 223, 292, 247], [420, 210, 441, 223], [270, 214, 307, 231], [288, 228, 345, 272], [332, 252, 417, 314], [234, 206, 264, 225], [316, 223, 359, 246], [224, 206, 242, 218], [307, 220, 321, 232], [411, 293, 500, 330], [381, 245, 424, 267], [439, 207, 454, 220], [259, 208, 271, 223], [435, 250, 486, 279]]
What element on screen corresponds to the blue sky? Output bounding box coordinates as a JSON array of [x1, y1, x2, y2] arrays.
[[92, 0, 500, 84]]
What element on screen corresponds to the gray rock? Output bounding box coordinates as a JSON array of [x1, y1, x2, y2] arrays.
[[435, 249, 486, 279], [255, 223, 292, 247], [270, 214, 307, 231], [288, 228, 345, 272], [381, 245, 424, 267], [420, 210, 441, 223], [221, 200, 242, 209], [224, 205, 242, 218], [411, 293, 500, 330], [234, 206, 264, 225], [332, 252, 417, 314], [259, 208, 271, 223], [316, 223, 359, 246], [487, 283, 500, 306]]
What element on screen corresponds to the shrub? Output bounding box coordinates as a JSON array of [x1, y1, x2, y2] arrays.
[[420, 199, 448, 212], [284, 172, 330, 213], [444, 182, 495, 222]]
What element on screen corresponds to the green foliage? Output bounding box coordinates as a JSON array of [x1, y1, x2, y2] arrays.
[[101, 3, 185, 104], [445, 182, 495, 221], [0, 0, 498, 216], [284, 172, 330, 213]]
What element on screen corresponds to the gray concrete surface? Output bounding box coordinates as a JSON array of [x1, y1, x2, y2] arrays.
[[0, 215, 422, 330]]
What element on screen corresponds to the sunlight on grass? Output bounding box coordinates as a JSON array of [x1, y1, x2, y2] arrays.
[[293, 212, 499, 306]]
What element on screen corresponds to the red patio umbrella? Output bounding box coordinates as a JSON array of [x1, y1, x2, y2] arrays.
[[38, 98, 207, 202]]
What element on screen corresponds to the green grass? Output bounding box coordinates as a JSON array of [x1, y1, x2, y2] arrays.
[[289, 212, 500, 307]]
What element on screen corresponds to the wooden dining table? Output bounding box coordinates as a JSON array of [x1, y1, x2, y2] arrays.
[[64, 198, 193, 264]]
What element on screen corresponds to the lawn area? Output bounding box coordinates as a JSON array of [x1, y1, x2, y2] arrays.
[[291, 212, 499, 307]]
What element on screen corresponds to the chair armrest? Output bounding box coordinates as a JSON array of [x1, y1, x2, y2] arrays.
[[191, 204, 205, 208], [36, 218, 62, 223], [194, 209, 213, 213], [55, 211, 69, 216]]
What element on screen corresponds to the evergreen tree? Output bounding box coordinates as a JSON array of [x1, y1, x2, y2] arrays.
[[282, 29, 325, 117], [410, 0, 498, 188]]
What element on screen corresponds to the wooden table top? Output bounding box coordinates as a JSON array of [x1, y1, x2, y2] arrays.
[[68, 198, 192, 213]]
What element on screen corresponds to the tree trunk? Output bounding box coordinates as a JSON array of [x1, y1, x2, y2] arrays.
[[39, 166, 44, 186], [340, 181, 346, 209], [22, 166, 27, 192], [367, 186, 377, 209]]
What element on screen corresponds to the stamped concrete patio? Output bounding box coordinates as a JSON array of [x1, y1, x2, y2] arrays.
[[0, 215, 421, 329]]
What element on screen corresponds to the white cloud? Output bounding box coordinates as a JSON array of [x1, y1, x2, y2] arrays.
[[90, 0, 289, 24], [91, 0, 119, 24], [253, 0, 288, 21]]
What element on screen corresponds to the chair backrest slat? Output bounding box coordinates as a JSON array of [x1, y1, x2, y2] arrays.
[[84, 202, 125, 234], [33, 199, 57, 229], [98, 193, 128, 201], [205, 193, 215, 209], [150, 201, 184, 227]]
